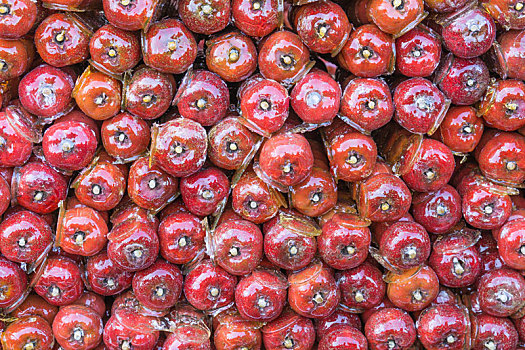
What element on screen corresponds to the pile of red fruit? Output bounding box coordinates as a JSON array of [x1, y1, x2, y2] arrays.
[[1, 0, 525, 348]]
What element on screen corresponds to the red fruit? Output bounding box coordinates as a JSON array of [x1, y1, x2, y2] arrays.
[[143, 18, 197, 74], [12, 294, 58, 324], [293, 0, 351, 54], [1, 316, 54, 350], [74, 161, 126, 212], [232, 170, 281, 224], [478, 132, 525, 186], [417, 304, 470, 350], [498, 218, 525, 269], [124, 67, 176, 120], [231, 0, 280, 38], [337, 262, 385, 312], [101, 112, 150, 161], [206, 31, 258, 83], [496, 29, 525, 81], [15, 161, 68, 214], [318, 325, 368, 350], [364, 308, 416, 350], [379, 221, 431, 271], [473, 314, 518, 350], [261, 310, 315, 350], [208, 116, 258, 170], [34, 256, 83, 306], [462, 182, 512, 229], [178, 0, 230, 35], [158, 212, 206, 264], [132, 260, 183, 311], [128, 157, 178, 211], [73, 69, 122, 121], [479, 79, 525, 131], [103, 315, 159, 350], [258, 30, 311, 84], [478, 268, 525, 317], [57, 207, 108, 256], [411, 184, 462, 234], [263, 213, 317, 271], [338, 24, 395, 78], [0, 110, 33, 167], [89, 24, 141, 75], [394, 78, 450, 135], [0, 210, 52, 264], [107, 218, 159, 272], [103, 0, 162, 31], [42, 120, 97, 171], [235, 269, 287, 321], [395, 26, 441, 77], [213, 219, 263, 276], [86, 251, 133, 296], [176, 70, 230, 127], [438, 106, 484, 154], [290, 166, 337, 217], [402, 139, 455, 192], [213, 313, 262, 350], [180, 167, 229, 217], [151, 118, 208, 178], [0, 0, 38, 38], [482, 0, 525, 29], [367, 0, 425, 37], [163, 322, 211, 350], [0, 38, 34, 82], [318, 213, 371, 270], [339, 78, 393, 133], [19, 64, 74, 118], [386, 265, 440, 311], [358, 173, 412, 222], [291, 69, 341, 125], [429, 230, 482, 288], [184, 259, 237, 311], [52, 305, 103, 350], [315, 307, 362, 336], [34, 13, 91, 67], [72, 291, 106, 317], [440, 7, 496, 59], [239, 75, 289, 136], [0, 257, 27, 309]]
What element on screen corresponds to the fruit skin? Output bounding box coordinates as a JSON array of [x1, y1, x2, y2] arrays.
[[151, 118, 208, 178], [34, 256, 84, 306], [158, 212, 206, 265], [438, 106, 484, 154], [434, 55, 490, 106], [0, 111, 32, 167], [74, 70, 122, 121], [291, 165, 337, 217], [261, 309, 316, 350], [231, 0, 280, 38], [52, 304, 104, 350], [337, 262, 386, 312], [34, 13, 91, 67], [291, 69, 341, 125], [497, 30, 525, 81], [498, 217, 525, 270], [102, 0, 161, 31], [213, 219, 264, 276], [315, 307, 362, 336], [89, 24, 141, 75], [386, 265, 440, 312], [0, 210, 52, 264], [103, 315, 159, 350], [479, 79, 525, 131], [213, 313, 262, 350], [367, 0, 425, 37], [473, 314, 518, 350], [180, 167, 229, 217], [318, 325, 368, 350], [462, 182, 512, 230], [318, 213, 371, 270], [176, 70, 230, 127], [477, 268, 525, 317], [440, 7, 496, 59], [288, 263, 340, 319], [11, 294, 58, 324], [1, 315, 54, 350], [235, 269, 287, 322], [86, 251, 133, 296], [258, 30, 311, 84], [101, 112, 150, 161], [339, 77, 393, 133], [364, 308, 416, 350], [417, 304, 469, 350], [143, 18, 197, 74], [132, 260, 183, 311], [0, 256, 27, 309], [402, 139, 455, 193], [0, 0, 38, 38], [178, 0, 230, 35], [338, 24, 395, 78], [42, 120, 97, 171], [395, 26, 441, 77], [18, 64, 74, 118]]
